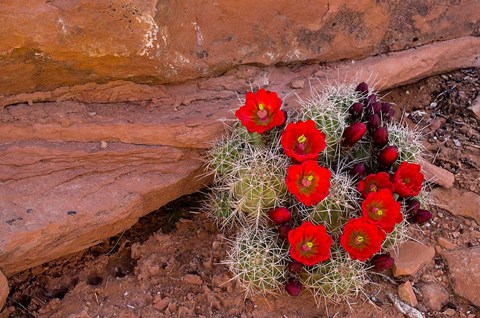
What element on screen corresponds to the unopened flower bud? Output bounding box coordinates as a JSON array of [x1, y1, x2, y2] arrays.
[[367, 114, 381, 131], [342, 122, 367, 147], [355, 82, 369, 95], [405, 199, 420, 216], [372, 127, 389, 148], [278, 224, 292, 239], [288, 261, 303, 273], [365, 94, 377, 106], [268, 207, 292, 225], [370, 253, 395, 271], [410, 209, 432, 224], [368, 101, 382, 114], [351, 163, 367, 179], [285, 278, 302, 297], [378, 145, 398, 167], [349, 102, 364, 119]]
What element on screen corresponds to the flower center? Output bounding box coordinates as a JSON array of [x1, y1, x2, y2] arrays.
[[301, 175, 314, 187], [301, 241, 314, 251], [371, 207, 383, 216], [403, 177, 411, 184], [355, 235, 364, 245], [369, 184, 378, 192], [257, 104, 268, 120], [297, 134, 307, 143]]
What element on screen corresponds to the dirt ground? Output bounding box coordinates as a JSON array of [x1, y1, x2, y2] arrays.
[[1, 68, 479, 318]]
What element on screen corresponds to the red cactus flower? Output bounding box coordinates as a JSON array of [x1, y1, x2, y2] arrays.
[[288, 221, 333, 266], [286, 160, 331, 206], [342, 122, 367, 147], [340, 217, 386, 261], [357, 172, 394, 198], [378, 145, 399, 167], [268, 207, 291, 225], [235, 89, 285, 134], [361, 189, 402, 233], [392, 162, 424, 197], [281, 120, 327, 162]]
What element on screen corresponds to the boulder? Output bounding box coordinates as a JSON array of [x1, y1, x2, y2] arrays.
[[420, 283, 449, 312], [431, 187, 480, 225], [0, 270, 8, 311], [0, 0, 479, 95], [397, 281, 418, 307], [420, 160, 455, 189], [391, 241, 435, 277], [443, 248, 480, 307]]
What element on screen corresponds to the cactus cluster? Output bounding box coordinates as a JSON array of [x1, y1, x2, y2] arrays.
[[205, 82, 433, 304]]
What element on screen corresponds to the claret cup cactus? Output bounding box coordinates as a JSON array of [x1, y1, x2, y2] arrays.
[[205, 81, 432, 303]]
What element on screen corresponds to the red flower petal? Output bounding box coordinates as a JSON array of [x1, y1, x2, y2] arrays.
[[286, 160, 331, 206], [361, 189, 402, 233], [357, 172, 394, 198], [340, 217, 386, 261], [288, 221, 333, 266], [281, 120, 327, 162], [391, 162, 424, 197], [235, 89, 285, 134]]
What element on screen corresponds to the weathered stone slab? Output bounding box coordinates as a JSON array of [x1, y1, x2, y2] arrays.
[[0, 141, 208, 276], [0, 0, 478, 95]]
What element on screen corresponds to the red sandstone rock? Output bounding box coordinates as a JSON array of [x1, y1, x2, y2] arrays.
[[397, 281, 418, 307], [391, 241, 435, 277], [0, 141, 209, 276], [0, 270, 8, 311], [431, 187, 480, 225], [442, 248, 480, 307], [0, 0, 478, 95], [420, 160, 455, 189], [2, 36, 480, 111], [420, 283, 449, 312]]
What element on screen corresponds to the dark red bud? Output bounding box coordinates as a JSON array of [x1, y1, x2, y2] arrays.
[[278, 224, 292, 239], [381, 102, 396, 121], [355, 82, 369, 95], [365, 94, 377, 106], [342, 122, 367, 147], [368, 101, 382, 114], [405, 199, 421, 216], [367, 114, 381, 131], [349, 102, 364, 119], [378, 145, 398, 167], [410, 209, 432, 224], [370, 253, 395, 271], [351, 163, 367, 179], [372, 127, 389, 148], [268, 207, 292, 225], [285, 278, 302, 297], [288, 261, 303, 273]]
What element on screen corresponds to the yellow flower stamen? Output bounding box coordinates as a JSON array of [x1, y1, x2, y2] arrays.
[[356, 235, 364, 244], [307, 175, 313, 181], [377, 209, 383, 216], [306, 242, 313, 248], [258, 103, 264, 111], [297, 134, 307, 143]]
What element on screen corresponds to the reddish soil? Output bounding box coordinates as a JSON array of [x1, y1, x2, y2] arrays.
[[1, 69, 479, 318]]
